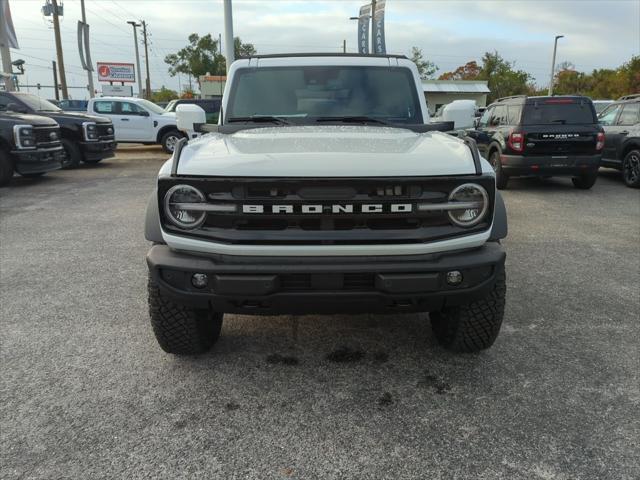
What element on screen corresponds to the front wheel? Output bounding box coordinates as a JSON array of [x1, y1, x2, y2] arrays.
[[489, 150, 509, 190], [571, 170, 598, 189], [160, 130, 183, 154], [430, 269, 506, 353], [622, 149, 640, 188], [148, 275, 223, 354], [61, 138, 82, 169]]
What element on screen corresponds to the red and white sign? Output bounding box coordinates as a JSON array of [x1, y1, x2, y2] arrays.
[[96, 62, 135, 83]]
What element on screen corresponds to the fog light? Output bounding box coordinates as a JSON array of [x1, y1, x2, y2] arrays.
[[446, 270, 463, 286], [191, 273, 208, 289]]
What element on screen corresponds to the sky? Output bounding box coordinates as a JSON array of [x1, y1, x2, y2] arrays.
[[4, 0, 640, 100]]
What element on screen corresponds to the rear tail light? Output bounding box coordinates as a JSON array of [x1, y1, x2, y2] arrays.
[[596, 132, 605, 151], [508, 131, 525, 153]]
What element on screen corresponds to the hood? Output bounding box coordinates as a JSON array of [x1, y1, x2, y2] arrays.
[[0, 112, 59, 126], [44, 111, 112, 124], [173, 125, 479, 177]]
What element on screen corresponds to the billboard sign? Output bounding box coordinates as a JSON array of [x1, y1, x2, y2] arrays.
[[357, 4, 371, 55], [102, 85, 133, 97], [97, 62, 135, 83], [373, 0, 386, 54]]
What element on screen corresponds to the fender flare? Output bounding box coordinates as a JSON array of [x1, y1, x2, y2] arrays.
[[144, 188, 164, 243], [489, 191, 508, 240]]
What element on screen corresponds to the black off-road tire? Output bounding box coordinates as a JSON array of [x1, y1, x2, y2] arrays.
[[430, 269, 506, 353], [61, 138, 82, 169], [622, 149, 640, 188], [147, 276, 223, 354], [160, 130, 183, 154], [489, 150, 509, 190], [571, 170, 598, 189], [0, 149, 14, 187]]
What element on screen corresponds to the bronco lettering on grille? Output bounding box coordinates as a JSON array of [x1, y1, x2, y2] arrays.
[[242, 204, 413, 214]]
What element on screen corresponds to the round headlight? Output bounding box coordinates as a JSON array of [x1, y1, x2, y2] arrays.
[[164, 184, 206, 229], [447, 183, 488, 227]]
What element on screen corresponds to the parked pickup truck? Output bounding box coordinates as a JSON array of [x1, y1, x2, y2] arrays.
[[0, 91, 116, 168], [87, 96, 183, 153], [0, 112, 65, 186], [144, 54, 509, 355]]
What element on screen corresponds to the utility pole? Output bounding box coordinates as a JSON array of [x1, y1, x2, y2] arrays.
[[52, 60, 59, 100], [79, 0, 95, 97], [51, 0, 68, 99], [127, 21, 142, 97], [548, 35, 564, 96], [343, 39, 346, 53], [141, 20, 151, 98], [223, 0, 234, 73], [0, 0, 15, 91]]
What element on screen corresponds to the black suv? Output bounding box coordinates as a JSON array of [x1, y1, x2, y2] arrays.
[[0, 112, 65, 186], [0, 92, 116, 168], [598, 95, 640, 188], [469, 95, 604, 189]]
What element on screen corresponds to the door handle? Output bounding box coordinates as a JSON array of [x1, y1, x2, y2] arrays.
[[121, 118, 130, 121]]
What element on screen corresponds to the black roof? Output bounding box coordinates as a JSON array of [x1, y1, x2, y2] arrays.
[[238, 53, 409, 60]]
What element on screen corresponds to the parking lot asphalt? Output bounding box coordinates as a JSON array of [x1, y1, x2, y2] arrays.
[[1, 153, 639, 480]]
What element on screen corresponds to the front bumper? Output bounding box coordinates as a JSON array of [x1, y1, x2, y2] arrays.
[[11, 146, 65, 175], [147, 242, 506, 314], [500, 153, 601, 176], [80, 139, 117, 161]]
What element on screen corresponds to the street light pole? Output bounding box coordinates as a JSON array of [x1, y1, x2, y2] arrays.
[[548, 35, 564, 96], [127, 21, 142, 97], [80, 0, 95, 97], [223, 0, 235, 73]]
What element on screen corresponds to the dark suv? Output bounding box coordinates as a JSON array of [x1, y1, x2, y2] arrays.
[[598, 96, 640, 188], [469, 95, 604, 189], [0, 92, 116, 168]]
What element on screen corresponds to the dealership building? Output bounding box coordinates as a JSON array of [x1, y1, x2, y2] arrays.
[[422, 80, 490, 115]]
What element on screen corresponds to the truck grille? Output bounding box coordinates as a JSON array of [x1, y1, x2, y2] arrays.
[[96, 123, 115, 140], [33, 126, 62, 147], [159, 176, 495, 245]]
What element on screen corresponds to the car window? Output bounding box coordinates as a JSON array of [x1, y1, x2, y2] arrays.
[[0, 94, 10, 111], [478, 107, 492, 127], [507, 105, 522, 125], [616, 103, 640, 126], [598, 104, 621, 126], [94, 101, 116, 114], [121, 102, 144, 114], [522, 99, 597, 125], [490, 105, 506, 126]]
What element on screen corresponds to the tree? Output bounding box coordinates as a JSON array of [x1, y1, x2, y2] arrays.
[[477, 51, 533, 102], [438, 61, 481, 81], [409, 47, 438, 80], [150, 86, 178, 103], [164, 34, 257, 79]]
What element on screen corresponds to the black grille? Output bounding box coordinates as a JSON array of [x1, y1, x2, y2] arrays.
[[280, 273, 375, 291], [33, 126, 61, 147], [97, 123, 115, 139], [159, 176, 495, 245]]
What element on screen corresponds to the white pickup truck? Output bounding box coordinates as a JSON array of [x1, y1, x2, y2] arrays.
[[86, 96, 183, 153], [144, 54, 508, 355]]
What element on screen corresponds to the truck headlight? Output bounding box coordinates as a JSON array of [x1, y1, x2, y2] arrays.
[[82, 122, 98, 141], [13, 125, 36, 149], [447, 183, 488, 227], [164, 184, 207, 229]]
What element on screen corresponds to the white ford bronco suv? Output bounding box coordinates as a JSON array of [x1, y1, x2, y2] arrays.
[[144, 54, 508, 355]]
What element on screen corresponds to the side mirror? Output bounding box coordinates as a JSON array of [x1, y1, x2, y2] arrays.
[[7, 103, 28, 114], [176, 103, 207, 135], [139, 110, 150, 117]]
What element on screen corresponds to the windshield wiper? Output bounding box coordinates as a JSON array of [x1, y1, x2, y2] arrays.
[[315, 116, 389, 125], [227, 116, 290, 125]]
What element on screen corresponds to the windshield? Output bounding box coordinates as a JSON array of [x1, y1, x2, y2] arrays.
[[14, 93, 61, 112], [522, 100, 597, 125], [136, 99, 166, 115], [164, 100, 178, 112], [225, 66, 423, 124]]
